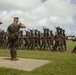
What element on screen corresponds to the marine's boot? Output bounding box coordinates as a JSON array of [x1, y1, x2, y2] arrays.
[[14, 55, 19, 61], [10, 55, 15, 61]]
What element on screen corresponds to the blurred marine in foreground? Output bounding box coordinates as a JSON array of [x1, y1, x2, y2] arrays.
[[7, 17, 26, 61]]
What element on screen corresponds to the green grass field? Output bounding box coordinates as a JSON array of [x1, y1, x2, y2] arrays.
[[0, 40, 76, 75]]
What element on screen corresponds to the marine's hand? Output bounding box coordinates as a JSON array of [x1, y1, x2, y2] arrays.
[[19, 21, 26, 28]]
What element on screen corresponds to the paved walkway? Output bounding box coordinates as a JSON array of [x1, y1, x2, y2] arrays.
[[0, 57, 51, 71]]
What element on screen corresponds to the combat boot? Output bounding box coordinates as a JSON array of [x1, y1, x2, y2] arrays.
[[10, 56, 15, 61], [14, 56, 19, 61]]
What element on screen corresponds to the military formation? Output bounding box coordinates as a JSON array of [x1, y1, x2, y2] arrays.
[[0, 26, 67, 52]]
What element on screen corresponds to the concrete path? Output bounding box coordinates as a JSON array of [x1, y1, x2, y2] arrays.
[[0, 57, 51, 71]]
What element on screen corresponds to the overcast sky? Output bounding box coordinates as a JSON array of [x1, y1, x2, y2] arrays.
[[0, 0, 76, 35]]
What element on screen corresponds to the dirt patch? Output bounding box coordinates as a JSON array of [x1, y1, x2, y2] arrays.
[[0, 57, 51, 71]]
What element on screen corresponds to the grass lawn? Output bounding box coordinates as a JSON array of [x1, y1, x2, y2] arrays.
[[0, 40, 76, 75]]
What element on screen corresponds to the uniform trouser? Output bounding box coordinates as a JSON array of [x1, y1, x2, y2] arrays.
[[9, 39, 17, 58], [40, 39, 47, 50]]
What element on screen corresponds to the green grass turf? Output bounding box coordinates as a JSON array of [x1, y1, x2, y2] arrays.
[[0, 40, 76, 75]]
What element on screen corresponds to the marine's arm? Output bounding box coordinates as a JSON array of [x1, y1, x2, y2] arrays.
[[7, 26, 11, 36], [19, 22, 26, 28]]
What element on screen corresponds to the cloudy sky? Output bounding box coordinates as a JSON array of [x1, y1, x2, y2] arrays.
[[0, 0, 76, 35]]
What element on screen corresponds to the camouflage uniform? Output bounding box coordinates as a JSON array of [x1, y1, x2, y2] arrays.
[[34, 30, 38, 49], [7, 22, 22, 60], [24, 31, 30, 49], [49, 30, 54, 50], [0, 30, 5, 48], [40, 28, 47, 50]]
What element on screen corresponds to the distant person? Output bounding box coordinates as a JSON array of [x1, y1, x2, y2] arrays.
[[72, 46, 76, 53], [0, 20, 2, 24], [7, 17, 26, 61]]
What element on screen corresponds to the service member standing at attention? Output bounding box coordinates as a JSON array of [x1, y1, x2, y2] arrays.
[[7, 17, 26, 61]]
